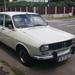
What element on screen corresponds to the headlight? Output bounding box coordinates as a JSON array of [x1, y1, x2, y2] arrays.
[[40, 45, 49, 52]]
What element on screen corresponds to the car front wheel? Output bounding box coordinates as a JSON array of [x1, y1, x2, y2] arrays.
[[18, 47, 32, 66]]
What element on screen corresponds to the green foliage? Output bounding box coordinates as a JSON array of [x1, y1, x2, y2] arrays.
[[52, 0, 75, 2], [0, 0, 75, 7], [0, 1, 48, 7], [0, 0, 10, 7], [49, 0, 75, 7]]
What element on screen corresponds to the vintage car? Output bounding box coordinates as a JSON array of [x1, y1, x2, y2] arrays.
[[0, 12, 75, 65]]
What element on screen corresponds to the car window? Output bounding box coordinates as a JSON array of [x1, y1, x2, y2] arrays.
[[13, 14, 47, 28], [5, 15, 13, 29], [0, 14, 4, 26]]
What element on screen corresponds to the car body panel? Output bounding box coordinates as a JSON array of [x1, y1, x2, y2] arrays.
[[18, 26, 75, 45]]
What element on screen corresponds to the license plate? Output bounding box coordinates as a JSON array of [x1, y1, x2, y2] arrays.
[[58, 54, 71, 62]]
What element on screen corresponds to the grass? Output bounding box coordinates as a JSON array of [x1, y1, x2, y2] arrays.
[[0, 60, 25, 75], [11, 68, 25, 75]]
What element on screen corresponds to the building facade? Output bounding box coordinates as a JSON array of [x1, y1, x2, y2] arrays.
[[17, 0, 48, 2]]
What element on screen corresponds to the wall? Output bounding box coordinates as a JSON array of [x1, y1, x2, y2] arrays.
[[0, 7, 75, 15]]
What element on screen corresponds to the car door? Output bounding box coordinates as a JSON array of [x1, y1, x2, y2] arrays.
[[1, 14, 16, 48], [0, 14, 4, 42]]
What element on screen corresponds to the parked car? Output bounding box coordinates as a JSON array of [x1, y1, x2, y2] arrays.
[[0, 12, 75, 66]]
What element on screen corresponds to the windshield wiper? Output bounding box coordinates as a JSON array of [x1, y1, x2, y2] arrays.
[[17, 24, 47, 28], [33, 24, 47, 27], [17, 25, 33, 28]]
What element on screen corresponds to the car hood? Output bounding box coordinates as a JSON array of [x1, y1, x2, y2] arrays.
[[18, 26, 75, 44]]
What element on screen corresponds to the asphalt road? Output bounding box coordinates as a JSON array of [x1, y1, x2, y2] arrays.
[[48, 19, 75, 34], [0, 19, 75, 75]]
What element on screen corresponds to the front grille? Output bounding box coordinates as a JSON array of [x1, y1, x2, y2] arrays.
[[49, 40, 72, 50]]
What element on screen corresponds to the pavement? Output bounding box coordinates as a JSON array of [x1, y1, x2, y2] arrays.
[[0, 18, 75, 75]]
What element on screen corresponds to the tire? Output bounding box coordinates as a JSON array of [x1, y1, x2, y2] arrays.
[[18, 47, 32, 66]]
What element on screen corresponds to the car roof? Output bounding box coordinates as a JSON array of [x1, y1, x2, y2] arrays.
[[0, 12, 38, 17]]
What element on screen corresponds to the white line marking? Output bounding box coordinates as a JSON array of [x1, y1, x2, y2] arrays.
[[58, 24, 75, 27], [67, 25, 75, 27], [57, 24, 66, 26]]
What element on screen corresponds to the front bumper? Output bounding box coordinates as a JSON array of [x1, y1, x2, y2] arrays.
[[33, 46, 75, 61]]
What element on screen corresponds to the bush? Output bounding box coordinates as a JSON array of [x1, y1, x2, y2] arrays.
[[1, 1, 75, 7], [6, 1, 48, 7], [49, 1, 75, 7]]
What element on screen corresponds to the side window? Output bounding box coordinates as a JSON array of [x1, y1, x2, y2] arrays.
[[5, 15, 13, 29], [0, 14, 4, 26]]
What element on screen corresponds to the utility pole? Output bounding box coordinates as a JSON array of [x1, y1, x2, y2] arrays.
[[4, 0, 14, 11], [4, 0, 6, 11]]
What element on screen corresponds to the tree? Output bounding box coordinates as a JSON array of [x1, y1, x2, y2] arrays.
[[0, 0, 4, 6], [50, 0, 75, 2], [0, 0, 9, 6]]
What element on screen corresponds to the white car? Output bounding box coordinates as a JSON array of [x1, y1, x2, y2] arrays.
[[0, 12, 75, 66]]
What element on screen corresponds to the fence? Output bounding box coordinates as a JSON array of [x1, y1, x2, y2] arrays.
[[0, 7, 75, 15]]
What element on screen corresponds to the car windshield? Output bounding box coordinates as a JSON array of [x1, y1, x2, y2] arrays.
[[13, 14, 47, 28]]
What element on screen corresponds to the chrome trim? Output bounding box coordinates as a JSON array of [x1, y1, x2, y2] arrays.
[[34, 48, 71, 60]]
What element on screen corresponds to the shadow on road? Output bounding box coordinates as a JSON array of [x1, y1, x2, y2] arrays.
[[0, 42, 19, 62], [0, 42, 68, 70], [31, 60, 67, 70]]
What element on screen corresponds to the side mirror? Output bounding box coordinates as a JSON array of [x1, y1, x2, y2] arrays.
[[8, 24, 13, 29]]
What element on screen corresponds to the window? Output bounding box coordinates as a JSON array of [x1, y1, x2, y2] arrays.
[[0, 14, 4, 26], [13, 14, 47, 28], [5, 15, 13, 29]]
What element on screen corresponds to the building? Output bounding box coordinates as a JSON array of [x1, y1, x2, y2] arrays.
[[17, 0, 48, 2], [8, 0, 16, 2]]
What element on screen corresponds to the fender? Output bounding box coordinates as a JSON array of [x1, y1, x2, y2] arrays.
[[16, 42, 30, 55]]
